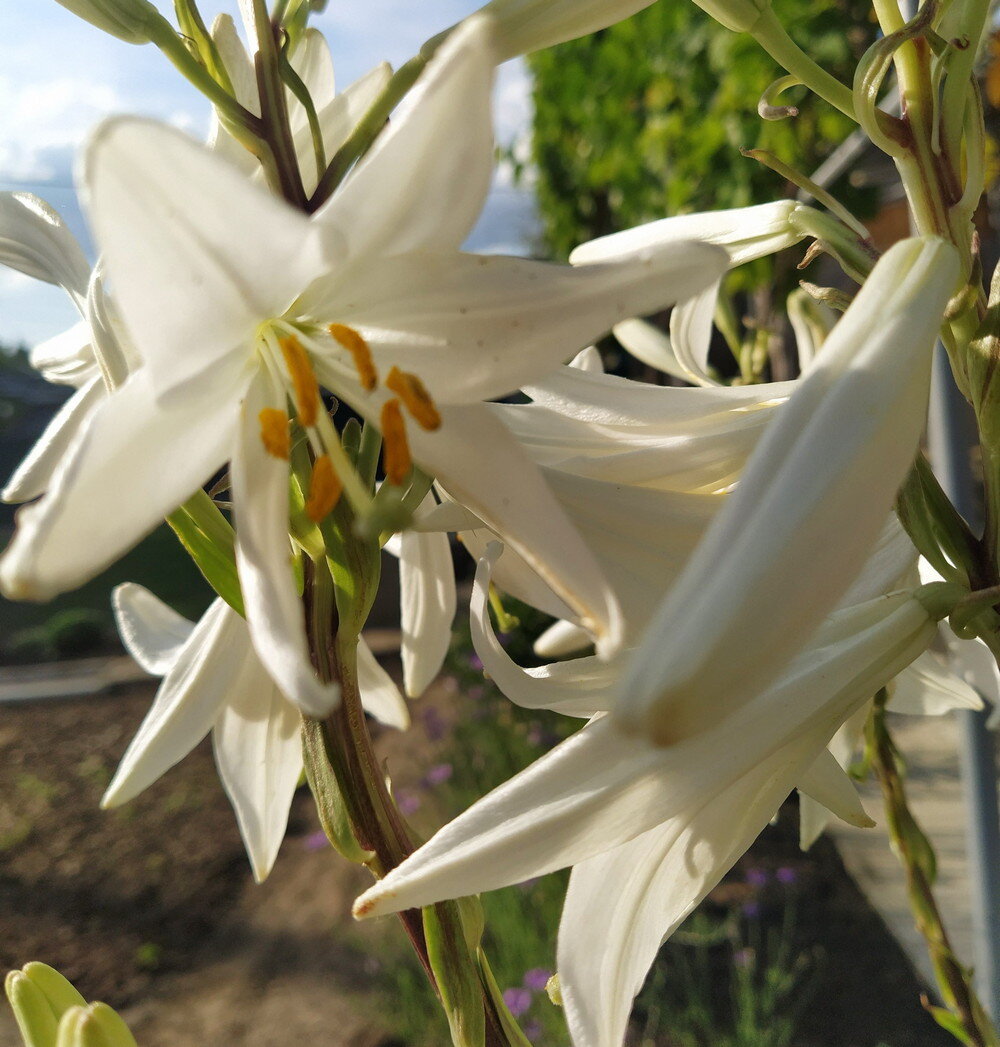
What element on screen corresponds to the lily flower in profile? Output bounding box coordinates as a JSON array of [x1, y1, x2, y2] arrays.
[[0, 17, 727, 713], [104, 584, 408, 882], [616, 236, 959, 744]]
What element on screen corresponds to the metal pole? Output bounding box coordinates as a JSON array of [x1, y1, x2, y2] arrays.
[[928, 347, 1000, 1019]]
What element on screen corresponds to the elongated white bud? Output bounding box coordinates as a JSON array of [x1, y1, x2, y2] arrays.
[[53, 0, 159, 43]]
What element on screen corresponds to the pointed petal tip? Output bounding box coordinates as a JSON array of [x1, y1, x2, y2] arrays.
[[353, 888, 392, 920]]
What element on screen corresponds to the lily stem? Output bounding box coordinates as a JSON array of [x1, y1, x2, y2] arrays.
[[867, 692, 999, 1047]]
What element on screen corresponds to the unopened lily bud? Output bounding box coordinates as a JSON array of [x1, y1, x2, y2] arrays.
[[690, 0, 770, 33], [6, 970, 60, 1047], [480, 0, 658, 60], [53, 0, 160, 43]]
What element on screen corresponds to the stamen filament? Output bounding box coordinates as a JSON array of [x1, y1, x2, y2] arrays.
[[329, 323, 378, 391], [385, 366, 441, 431], [381, 399, 412, 485]]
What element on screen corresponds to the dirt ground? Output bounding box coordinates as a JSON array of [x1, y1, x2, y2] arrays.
[[0, 662, 960, 1047]]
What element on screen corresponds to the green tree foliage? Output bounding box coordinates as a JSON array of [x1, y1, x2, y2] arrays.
[[524, 0, 878, 261]]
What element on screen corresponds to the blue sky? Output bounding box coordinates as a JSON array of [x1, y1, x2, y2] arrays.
[[0, 0, 536, 347]]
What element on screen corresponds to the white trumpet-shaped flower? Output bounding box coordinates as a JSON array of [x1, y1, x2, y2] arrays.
[[355, 547, 945, 1047], [104, 583, 408, 882], [617, 236, 959, 743], [0, 17, 727, 714]]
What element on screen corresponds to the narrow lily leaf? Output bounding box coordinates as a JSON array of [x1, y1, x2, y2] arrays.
[[617, 237, 959, 744]]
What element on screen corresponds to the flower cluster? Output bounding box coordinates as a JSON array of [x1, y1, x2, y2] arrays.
[[3, 1, 1000, 1046]]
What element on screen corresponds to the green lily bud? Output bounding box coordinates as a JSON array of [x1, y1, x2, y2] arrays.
[[423, 903, 486, 1047], [6, 970, 60, 1047], [53, 0, 160, 43], [689, 0, 770, 33]]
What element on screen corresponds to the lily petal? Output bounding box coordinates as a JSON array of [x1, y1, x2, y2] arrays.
[[796, 747, 873, 829], [213, 663, 304, 882], [2, 376, 104, 504], [232, 367, 340, 718], [399, 515, 456, 698], [82, 116, 327, 397], [0, 365, 242, 601], [0, 192, 90, 302], [112, 582, 195, 675], [617, 237, 959, 744], [101, 600, 238, 807], [357, 640, 411, 729]]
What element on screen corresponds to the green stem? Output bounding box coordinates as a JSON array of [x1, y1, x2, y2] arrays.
[[868, 694, 1000, 1047]]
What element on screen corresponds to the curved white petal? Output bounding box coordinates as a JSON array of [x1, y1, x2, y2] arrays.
[[613, 318, 708, 386], [29, 322, 98, 387], [570, 200, 807, 267], [888, 648, 984, 715], [668, 281, 722, 387], [313, 17, 495, 261], [399, 517, 456, 698], [357, 640, 410, 729], [569, 346, 604, 372], [471, 544, 616, 717], [354, 592, 934, 918], [408, 402, 624, 659], [2, 376, 104, 504], [213, 665, 303, 882], [0, 364, 243, 601], [318, 244, 727, 405], [796, 747, 873, 829], [82, 117, 326, 397], [534, 619, 592, 659], [232, 367, 340, 718], [101, 600, 240, 807], [560, 755, 800, 1047], [0, 191, 90, 301], [617, 237, 959, 744], [112, 582, 196, 676]]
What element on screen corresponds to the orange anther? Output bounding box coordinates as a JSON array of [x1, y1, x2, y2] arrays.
[[380, 398, 412, 486], [305, 454, 342, 523], [258, 408, 291, 460], [385, 366, 441, 431], [279, 334, 321, 428], [329, 323, 378, 392]]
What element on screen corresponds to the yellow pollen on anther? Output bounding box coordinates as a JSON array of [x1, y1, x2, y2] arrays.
[[305, 455, 342, 523], [329, 323, 378, 391], [380, 399, 412, 486], [279, 335, 321, 428], [259, 408, 291, 460], [385, 366, 442, 431]]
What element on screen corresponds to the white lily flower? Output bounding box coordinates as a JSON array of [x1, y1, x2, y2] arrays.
[[474, 0, 656, 59], [354, 578, 940, 1047], [580, 201, 812, 386], [104, 583, 408, 882], [616, 236, 959, 744], [0, 19, 726, 705]]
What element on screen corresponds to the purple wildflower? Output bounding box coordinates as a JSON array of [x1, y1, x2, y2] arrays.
[[504, 987, 532, 1018], [745, 867, 769, 887], [524, 1020, 542, 1041], [420, 707, 449, 742], [523, 968, 552, 992], [742, 900, 762, 919], [396, 788, 422, 816], [302, 831, 330, 852], [776, 865, 798, 885], [423, 763, 454, 787]]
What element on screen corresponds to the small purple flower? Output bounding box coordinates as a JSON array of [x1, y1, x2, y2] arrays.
[[734, 947, 755, 969], [776, 865, 798, 885], [423, 763, 454, 787], [302, 831, 330, 852], [503, 987, 532, 1018], [467, 652, 484, 672], [420, 707, 449, 742], [396, 788, 422, 816], [742, 901, 762, 919], [745, 867, 769, 888], [523, 1020, 542, 1041], [523, 968, 552, 992]]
